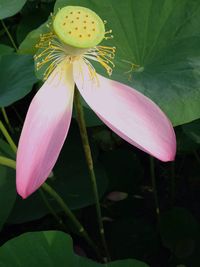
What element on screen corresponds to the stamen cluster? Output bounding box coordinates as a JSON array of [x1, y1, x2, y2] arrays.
[[34, 7, 116, 81]]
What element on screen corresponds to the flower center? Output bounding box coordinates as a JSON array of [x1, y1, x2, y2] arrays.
[[34, 6, 115, 80], [53, 6, 105, 48]]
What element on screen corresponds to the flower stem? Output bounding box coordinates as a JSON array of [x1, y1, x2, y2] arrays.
[[0, 156, 16, 169], [0, 120, 17, 153], [0, 154, 68, 231], [39, 188, 68, 231], [0, 153, 101, 259], [1, 107, 13, 133], [41, 183, 101, 259], [149, 156, 160, 222], [0, 20, 18, 51], [0, 155, 68, 231], [74, 89, 110, 261]]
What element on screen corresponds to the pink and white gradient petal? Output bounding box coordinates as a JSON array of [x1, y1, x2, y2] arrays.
[[16, 63, 74, 198], [73, 60, 176, 162]]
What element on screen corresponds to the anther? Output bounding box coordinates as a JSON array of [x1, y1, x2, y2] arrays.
[[75, 27, 78, 30], [92, 21, 95, 24], [88, 34, 91, 37], [83, 21, 87, 23], [63, 22, 66, 26], [92, 28, 95, 31], [105, 35, 114, 40], [71, 20, 74, 23], [65, 16, 68, 18], [70, 12, 73, 14], [68, 31, 72, 34], [105, 30, 112, 34], [76, 17, 79, 19], [84, 26, 87, 29], [79, 34, 82, 38]]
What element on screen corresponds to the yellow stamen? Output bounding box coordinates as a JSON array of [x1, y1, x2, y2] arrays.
[[34, 6, 116, 80]]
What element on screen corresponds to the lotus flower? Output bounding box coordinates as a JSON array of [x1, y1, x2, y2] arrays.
[[16, 6, 176, 198]]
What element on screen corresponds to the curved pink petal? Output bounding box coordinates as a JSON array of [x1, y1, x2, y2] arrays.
[[16, 62, 74, 198], [73, 60, 176, 162]]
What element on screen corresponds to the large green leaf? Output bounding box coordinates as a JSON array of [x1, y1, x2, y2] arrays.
[[0, 44, 14, 56], [0, 54, 37, 107], [0, 231, 149, 267], [0, 0, 27, 19], [18, 22, 49, 55], [54, 0, 200, 126], [16, 0, 54, 44]]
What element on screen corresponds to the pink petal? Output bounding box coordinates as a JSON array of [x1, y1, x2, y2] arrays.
[[16, 63, 74, 198], [73, 60, 176, 162]]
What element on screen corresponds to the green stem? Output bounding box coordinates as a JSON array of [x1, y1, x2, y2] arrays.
[[41, 183, 101, 259], [39, 189, 68, 231], [149, 157, 160, 221], [12, 106, 23, 124], [0, 149, 66, 228], [1, 108, 13, 133], [0, 147, 66, 234], [0, 154, 101, 259], [0, 120, 17, 153], [0, 156, 16, 169], [74, 89, 110, 261], [1, 20, 18, 50]]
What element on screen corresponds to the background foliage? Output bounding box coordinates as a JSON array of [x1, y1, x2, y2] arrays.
[[0, 0, 200, 266]]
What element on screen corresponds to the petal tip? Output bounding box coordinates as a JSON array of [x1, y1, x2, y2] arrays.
[[16, 185, 29, 199], [160, 154, 176, 162], [158, 146, 176, 162]]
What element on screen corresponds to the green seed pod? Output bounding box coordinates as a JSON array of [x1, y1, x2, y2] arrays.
[[53, 6, 105, 48]]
